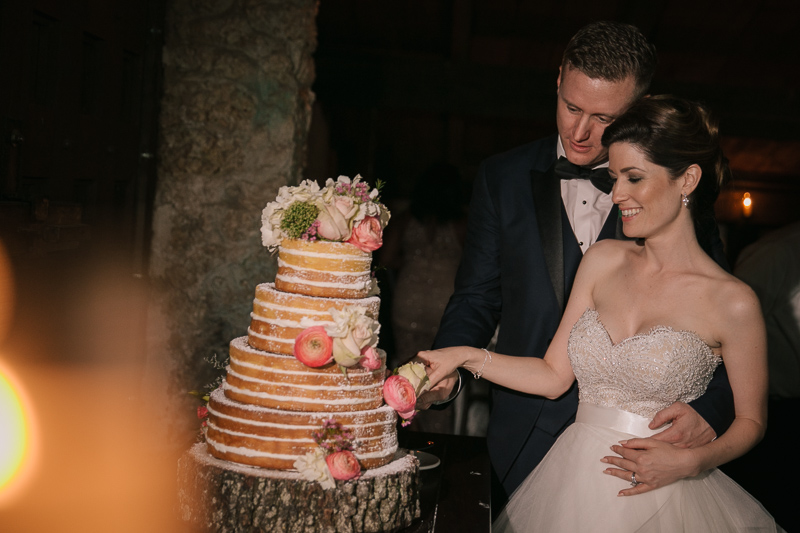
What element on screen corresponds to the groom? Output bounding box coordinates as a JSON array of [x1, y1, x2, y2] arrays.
[[419, 21, 734, 511]]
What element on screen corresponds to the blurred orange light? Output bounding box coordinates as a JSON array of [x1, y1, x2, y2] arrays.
[[742, 192, 753, 217], [0, 362, 32, 501]]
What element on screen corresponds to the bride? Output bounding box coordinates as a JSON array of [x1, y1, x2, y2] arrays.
[[417, 95, 782, 531]]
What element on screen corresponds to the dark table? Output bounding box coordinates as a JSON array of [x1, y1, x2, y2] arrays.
[[397, 431, 492, 533]]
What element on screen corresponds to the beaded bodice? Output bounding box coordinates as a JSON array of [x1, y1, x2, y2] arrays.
[[568, 309, 722, 419]]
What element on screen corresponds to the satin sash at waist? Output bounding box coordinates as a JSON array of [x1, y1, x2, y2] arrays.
[[576, 403, 665, 438]]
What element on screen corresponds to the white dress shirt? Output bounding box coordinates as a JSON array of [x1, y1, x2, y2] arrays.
[[557, 137, 615, 254]]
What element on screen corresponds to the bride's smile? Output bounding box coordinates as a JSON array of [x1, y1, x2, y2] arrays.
[[609, 142, 692, 240]]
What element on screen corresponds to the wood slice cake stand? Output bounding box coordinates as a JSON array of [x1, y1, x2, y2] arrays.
[[178, 443, 421, 532]]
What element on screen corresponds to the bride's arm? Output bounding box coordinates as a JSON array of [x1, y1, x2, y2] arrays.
[[685, 283, 768, 471], [417, 242, 607, 399]]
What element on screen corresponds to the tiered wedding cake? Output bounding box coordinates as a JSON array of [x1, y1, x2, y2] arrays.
[[178, 176, 420, 533]]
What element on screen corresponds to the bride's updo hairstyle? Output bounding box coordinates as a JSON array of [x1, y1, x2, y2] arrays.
[[601, 95, 731, 246]]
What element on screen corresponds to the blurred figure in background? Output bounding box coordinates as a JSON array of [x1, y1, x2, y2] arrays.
[[379, 162, 468, 434], [726, 220, 800, 531], [734, 221, 800, 399]]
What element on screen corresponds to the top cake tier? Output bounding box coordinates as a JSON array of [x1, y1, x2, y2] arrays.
[[275, 239, 374, 299]]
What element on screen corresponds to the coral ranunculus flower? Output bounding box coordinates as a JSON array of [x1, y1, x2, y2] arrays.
[[383, 375, 417, 421], [325, 450, 361, 481], [293, 326, 334, 367]]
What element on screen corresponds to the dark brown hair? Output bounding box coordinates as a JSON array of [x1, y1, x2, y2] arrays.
[[562, 21, 657, 100], [602, 95, 731, 249]]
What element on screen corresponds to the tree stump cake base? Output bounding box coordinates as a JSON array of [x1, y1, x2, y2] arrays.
[[178, 443, 421, 533]]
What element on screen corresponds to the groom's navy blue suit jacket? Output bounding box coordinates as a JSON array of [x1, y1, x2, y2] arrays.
[[432, 135, 734, 497]]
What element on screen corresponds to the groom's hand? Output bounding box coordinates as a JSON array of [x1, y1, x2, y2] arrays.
[[416, 371, 459, 410], [602, 439, 701, 496], [650, 401, 717, 448]]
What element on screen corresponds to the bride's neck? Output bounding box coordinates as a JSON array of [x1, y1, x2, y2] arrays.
[[639, 218, 705, 271]]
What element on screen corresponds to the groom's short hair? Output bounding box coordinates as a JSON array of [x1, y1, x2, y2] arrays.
[[562, 21, 658, 100]]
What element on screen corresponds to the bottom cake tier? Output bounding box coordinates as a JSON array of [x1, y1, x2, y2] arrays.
[[178, 443, 421, 533]]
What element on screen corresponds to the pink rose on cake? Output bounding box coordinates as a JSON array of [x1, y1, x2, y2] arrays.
[[359, 346, 384, 371], [326, 451, 361, 481], [347, 216, 383, 252], [196, 405, 209, 428], [293, 326, 334, 367], [383, 362, 431, 426]]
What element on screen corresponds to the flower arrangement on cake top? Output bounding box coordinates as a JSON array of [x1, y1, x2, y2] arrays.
[[261, 175, 390, 252], [294, 419, 361, 489]]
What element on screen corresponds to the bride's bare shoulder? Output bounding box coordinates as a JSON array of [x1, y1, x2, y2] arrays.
[[704, 274, 764, 344]]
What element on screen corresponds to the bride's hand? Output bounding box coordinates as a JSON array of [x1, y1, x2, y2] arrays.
[[415, 347, 473, 388], [601, 437, 701, 496]]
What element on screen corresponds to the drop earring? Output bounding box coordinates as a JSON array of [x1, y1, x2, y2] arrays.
[[682, 193, 689, 208]]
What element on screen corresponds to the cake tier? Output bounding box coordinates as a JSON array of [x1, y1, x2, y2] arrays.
[[248, 282, 380, 356], [226, 336, 385, 412], [205, 387, 398, 470], [274, 239, 373, 298]]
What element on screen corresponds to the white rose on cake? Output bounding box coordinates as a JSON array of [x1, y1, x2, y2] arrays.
[[325, 306, 380, 369]]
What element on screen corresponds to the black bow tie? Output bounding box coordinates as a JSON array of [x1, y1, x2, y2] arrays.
[[553, 157, 614, 194]]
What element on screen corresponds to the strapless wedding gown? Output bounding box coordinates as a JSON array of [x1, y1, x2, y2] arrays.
[[493, 309, 782, 532]]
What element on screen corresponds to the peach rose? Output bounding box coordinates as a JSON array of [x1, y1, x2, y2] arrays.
[[316, 196, 357, 241], [293, 326, 334, 367], [383, 375, 417, 421], [351, 313, 379, 349], [327, 307, 380, 368], [325, 450, 361, 481], [347, 216, 383, 252]]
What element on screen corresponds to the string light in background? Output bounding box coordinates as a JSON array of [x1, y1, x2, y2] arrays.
[[742, 192, 753, 217]]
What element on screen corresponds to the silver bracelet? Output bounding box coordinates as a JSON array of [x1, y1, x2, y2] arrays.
[[472, 348, 492, 380]]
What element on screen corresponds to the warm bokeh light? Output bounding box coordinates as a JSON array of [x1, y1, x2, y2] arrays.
[[0, 361, 34, 504], [742, 192, 753, 217], [0, 372, 26, 487]]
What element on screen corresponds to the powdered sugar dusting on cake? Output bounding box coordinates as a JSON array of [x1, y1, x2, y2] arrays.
[[189, 441, 414, 480]]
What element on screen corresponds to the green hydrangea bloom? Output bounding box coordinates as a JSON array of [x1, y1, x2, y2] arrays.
[[280, 201, 320, 239]]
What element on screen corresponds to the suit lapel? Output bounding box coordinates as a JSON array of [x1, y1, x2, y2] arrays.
[[532, 163, 565, 312]]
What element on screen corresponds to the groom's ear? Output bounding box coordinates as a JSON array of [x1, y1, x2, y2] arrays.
[[681, 164, 702, 196]]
